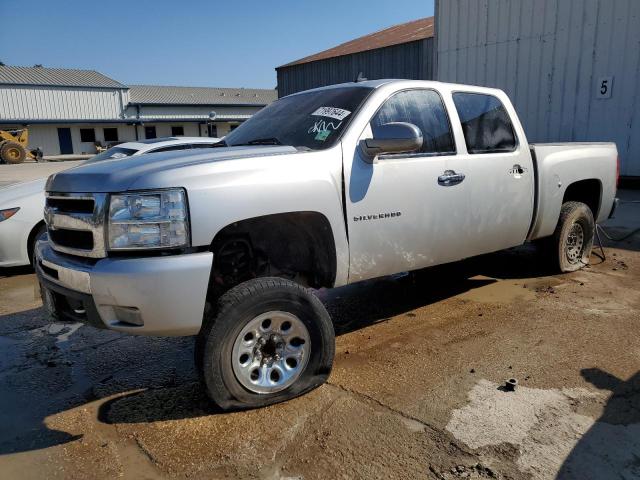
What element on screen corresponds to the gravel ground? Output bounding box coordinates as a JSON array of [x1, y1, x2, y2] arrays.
[[0, 192, 638, 479]]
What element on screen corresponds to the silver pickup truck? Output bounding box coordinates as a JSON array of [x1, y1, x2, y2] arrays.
[[36, 80, 618, 409]]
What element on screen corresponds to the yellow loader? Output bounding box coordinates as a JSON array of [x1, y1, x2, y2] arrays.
[[0, 129, 43, 164]]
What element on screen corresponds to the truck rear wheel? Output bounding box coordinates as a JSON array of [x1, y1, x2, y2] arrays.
[[552, 201, 595, 272], [197, 277, 335, 410]]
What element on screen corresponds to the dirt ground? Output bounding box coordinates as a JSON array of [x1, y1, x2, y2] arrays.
[[0, 191, 638, 480], [0, 161, 82, 188]]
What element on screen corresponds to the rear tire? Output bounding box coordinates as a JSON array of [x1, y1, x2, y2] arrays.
[[0, 141, 27, 164], [197, 277, 334, 410], [551, 201, 595, 272]]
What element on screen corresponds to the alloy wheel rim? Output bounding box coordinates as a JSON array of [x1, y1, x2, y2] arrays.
[[232, 311, 310, 394], [565, 222, 585, 264]]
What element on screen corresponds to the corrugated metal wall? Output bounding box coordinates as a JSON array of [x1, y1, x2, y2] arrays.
[[0, 85, 127, 121], [277, 38, 434, 98], [436, 0, 640, 176]]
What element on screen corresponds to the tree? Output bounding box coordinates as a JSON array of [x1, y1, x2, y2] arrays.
[[0, 60, 5, 66], [33, 64, 43, 68]]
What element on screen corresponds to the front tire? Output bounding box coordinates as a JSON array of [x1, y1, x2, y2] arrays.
[[28, 224, 48, 267], [197, 277, 335, 410], [552, 201, 595, 272]]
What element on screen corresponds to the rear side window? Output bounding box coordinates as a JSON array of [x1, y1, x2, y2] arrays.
[[452, 93, 517, 154], [371, 89, 455, 156]]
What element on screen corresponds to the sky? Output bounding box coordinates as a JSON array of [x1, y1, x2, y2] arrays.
[[0, 0, 434, 90]]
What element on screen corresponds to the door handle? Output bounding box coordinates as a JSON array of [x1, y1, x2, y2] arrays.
[[438, 170, 465, 186]]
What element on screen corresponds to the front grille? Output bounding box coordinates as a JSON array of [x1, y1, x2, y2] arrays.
[[46, 197, 94, 213], [49, 229, 94, 250], [45, 193, 108, 258]]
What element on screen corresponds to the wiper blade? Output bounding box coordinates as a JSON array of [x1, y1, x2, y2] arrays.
[[238, 137, 283, 146], [210, 140, 228, 148]]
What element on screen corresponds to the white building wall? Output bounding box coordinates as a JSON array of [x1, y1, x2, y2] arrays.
[[436, 0, 640, 176], [3, 123, 139, 155], [1, 85, 262, 154], [0, 86, 127, 121]]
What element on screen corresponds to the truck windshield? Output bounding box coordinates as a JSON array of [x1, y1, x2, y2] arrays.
[[223, 86, 373, 151]]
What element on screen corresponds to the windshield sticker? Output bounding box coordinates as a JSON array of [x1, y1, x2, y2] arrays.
[[311, 106, 351, 121], [308, 119, 342, 134], [315, 130, 332, 141]]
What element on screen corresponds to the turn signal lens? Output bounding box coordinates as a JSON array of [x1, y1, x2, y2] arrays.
[[0, 207, 20, 222]]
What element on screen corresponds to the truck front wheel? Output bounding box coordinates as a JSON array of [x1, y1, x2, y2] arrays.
[[552, 201, 595, 272], [197, 277, 335, 410]]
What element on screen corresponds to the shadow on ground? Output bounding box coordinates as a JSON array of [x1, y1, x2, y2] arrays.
[[0, 265, 34, 279], [556, 369, 640, 479]]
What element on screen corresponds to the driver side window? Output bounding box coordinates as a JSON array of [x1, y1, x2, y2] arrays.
[[371, 89, 456, 156]]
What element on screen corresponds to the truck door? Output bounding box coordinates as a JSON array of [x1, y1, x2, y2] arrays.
[[343, 88, 468, 283], [449, 92, 535, 255]]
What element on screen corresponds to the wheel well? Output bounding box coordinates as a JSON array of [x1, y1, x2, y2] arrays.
[[27, 220, 46, 264], [563, 179, 601, 218], [209, 212, 337, 295]]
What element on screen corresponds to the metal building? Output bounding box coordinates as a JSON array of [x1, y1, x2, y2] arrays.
[[0, 66, 276, 156], [435, 0, 640, 178], [276, 17, 434, 97]]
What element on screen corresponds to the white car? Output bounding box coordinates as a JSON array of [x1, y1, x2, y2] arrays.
[[0, 136, 219, 267]]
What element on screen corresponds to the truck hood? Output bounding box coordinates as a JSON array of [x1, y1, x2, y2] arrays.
[[46, 145, 299, 193]]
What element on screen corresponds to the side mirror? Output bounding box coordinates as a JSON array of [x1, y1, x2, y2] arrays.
[[360, 122, 423, 159]]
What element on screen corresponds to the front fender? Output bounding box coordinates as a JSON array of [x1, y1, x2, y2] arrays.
[[148, 148, 350, 287]]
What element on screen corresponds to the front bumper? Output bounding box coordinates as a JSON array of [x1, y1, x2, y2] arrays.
[[35, 241, 213, 336]]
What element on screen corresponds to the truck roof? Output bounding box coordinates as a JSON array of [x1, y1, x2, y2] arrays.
[[285, 78, 505, 97]]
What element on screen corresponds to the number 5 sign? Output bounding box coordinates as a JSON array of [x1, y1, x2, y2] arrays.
[[597, 76, 613, 99]]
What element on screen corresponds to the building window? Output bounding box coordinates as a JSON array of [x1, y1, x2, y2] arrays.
[[229, 124, 239, 132], [171, 126, 185, 136], [207, 123, 218, 138], [103, 128, 119, 142], [80, 128, 96, 143], [144, 126, 157, 139], [452, 92, 517, 154]]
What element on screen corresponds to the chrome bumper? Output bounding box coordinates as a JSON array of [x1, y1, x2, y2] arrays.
[[35, 241, 213, 336]]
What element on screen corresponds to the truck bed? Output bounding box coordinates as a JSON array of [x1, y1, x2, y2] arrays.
[[528, 142, 617, 240]]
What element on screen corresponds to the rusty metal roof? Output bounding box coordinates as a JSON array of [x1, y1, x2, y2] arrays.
[[278, 16, 434, 68]]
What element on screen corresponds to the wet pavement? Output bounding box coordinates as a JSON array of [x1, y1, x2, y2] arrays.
[[0, 192, 638, 479]]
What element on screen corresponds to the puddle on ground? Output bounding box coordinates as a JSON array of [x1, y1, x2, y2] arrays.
[[46, 323, 84, 343]]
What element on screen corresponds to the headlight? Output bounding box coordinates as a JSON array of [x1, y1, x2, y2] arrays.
[[108, 189, 189, 250], [0, 207, 20, 222]]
